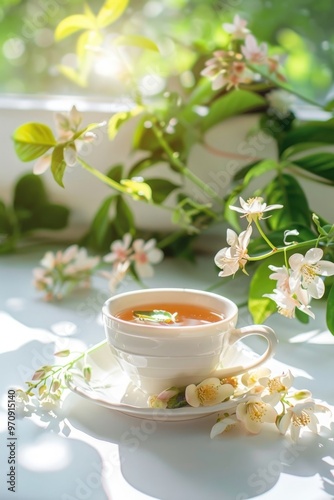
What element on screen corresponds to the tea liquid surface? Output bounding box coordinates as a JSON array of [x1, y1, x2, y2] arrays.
[[116, 302, 224, 326]]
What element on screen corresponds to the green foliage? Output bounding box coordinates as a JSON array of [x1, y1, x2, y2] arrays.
[[265, 174, 311, 230], [326, 284, 334, 335], [13, 123, 56, 162], [0, 174, 69, 253]]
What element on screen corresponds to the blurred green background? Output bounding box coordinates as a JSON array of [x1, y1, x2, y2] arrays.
[[0, 0, 333, 102]]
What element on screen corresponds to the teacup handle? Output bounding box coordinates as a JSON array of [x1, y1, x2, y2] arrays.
[[212, 325, 278, 379]]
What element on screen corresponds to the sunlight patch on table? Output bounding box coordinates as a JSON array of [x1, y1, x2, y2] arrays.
[[19, 435, 72, 471]]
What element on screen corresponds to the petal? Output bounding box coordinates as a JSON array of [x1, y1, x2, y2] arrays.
[[317, 260, 334, 277], [262, 404, 278, 423], [218, 261, 239, 277], [185, 385, 200, 407], [278, 412, 292, 435], [123, 233, 132, 249], [226, 228, 238, 247], [134, 262, 154, 279], [33, 155, 51, 175], [243, 417, 263, 434], [64, 145, 77, 166], [307, 277, 324, 299], [304, 248, 323, 264], [210, 417, 237, 439], [288, 253, 303, 270], [132, 239, 144, 253], [239, 225, 252, 249], [147, 247, 164, 264], [290, 423, 301, 442]]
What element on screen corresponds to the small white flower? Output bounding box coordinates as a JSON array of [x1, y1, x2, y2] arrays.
[[266, 89, 295, 117], [278, 400, 324, 441], [103, 233, 132, 264], [236, 395, 277, 434], [223, 15, 250, 39], [241, 34, 268, 64], [264, 287, 314, 319], [147, 395, 168, 409], [101, 260, 131, 292], [289, 248, 334, 299], [283, 229, 299, 246], [268, 264, 290, 293], [33, 155, 52, 175], [185, 378, 234, 407], [241, 367, 272, 389], [229, 196, 283, 224], [131, 238, 164, 279], [210, 414, 239, 439], [214, 225, 252, 277], [259, 370, 294, 406]]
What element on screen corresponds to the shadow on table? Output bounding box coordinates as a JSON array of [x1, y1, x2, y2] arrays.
[[65, 394, 334, 500]]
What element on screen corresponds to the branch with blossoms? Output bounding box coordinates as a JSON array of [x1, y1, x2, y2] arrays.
[[202, 14, 322, 109], [148, 367, 332, 442], [33, 234, 163, 300], [214, 197, 334, 331]]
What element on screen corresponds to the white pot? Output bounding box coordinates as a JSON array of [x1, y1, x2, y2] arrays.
[[1, 96, 332, 247]]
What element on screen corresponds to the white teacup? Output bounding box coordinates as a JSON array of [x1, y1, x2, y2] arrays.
[[102, 288, 277, 394]]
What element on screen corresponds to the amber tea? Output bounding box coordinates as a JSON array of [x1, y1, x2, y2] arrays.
[[116, 302, 224, 326]]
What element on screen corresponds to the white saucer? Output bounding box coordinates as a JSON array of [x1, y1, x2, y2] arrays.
[[65, 341, 257, 421]]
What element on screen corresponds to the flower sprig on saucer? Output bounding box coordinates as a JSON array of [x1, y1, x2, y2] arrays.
[[148, 368, 332, 442], [15, 340, 112, 414], [214, 197, 334, 321]]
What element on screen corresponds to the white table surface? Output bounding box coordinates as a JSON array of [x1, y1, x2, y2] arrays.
[[0, 246, 333, 500]]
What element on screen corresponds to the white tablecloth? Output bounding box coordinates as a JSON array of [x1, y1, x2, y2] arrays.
[[0, 247, 333, 500]]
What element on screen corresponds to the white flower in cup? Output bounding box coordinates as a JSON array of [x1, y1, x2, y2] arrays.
[[229, 196, 283, 224], [131, 238, 164, 278], [289, 248, 334, 299], [185, 378, 234, 407], [214, 226, 252, 277], [210, 414, 239, 439], [259, 370, 294, 406], [236, 395, 277, 434], [277, 400, 328, 442], [223, 15, 249, 39]]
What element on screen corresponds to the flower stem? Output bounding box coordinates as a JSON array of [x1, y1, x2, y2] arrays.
[[151, 123, 223, 204], [77, 157, 130, 195], [246, 63, 324, 109], [247, 236, 325, 262], [254, 218, 277, 251]]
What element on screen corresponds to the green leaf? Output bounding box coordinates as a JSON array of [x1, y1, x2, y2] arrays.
[[128, 157, 159, 177], [265, 174, 311, 230], [84, 196, 115, 249], [51, 146, 66, 188], [76, 30, 102, 65], [326, 284, 334, 335], [281, 142, 329, 160], [112, 34, 159, 52], [133, 310, 178, 323], [56, 65, 88, 87], [107, 164, 123, 183], [243, 159, 279, 186], [73, 120, 107, 141], [13, 123, 56, 162], [291, 152, 334, 183], [279, 120, 334, 155], [248, 254, 285, 324], [108, 106, 143, 140], [29, 204, 70, 231], [201, 90, 266, 132], [114, 196, 135, 235], [55, 14, 96, 41], [144, 178, 180, 204], [295, 307, 310, 325], [97, 0, 129, 28], [13, 174, 47, 210]]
